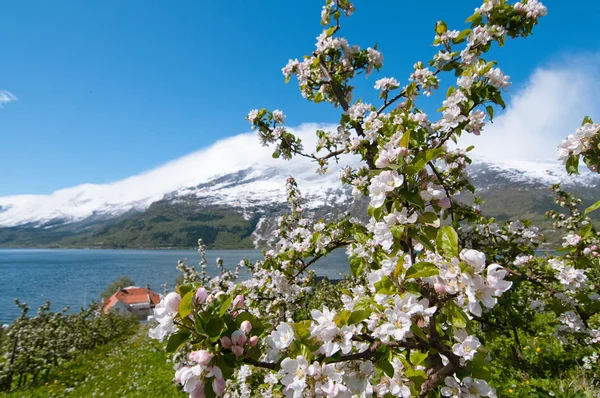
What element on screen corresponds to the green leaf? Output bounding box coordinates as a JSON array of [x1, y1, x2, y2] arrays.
[[390, 225, 405, 240], [206, 318, 225, 338], [435, 21, 448, 35], [166, 331, 190, 353], [410, 350, 428, 366], [375, 276, 397, 294], [235, 312, 261, 329], [353, 297, 372, 312], [578, 224, 593, 240], [294, 321, 312, 341], [334, 310, 351, 326], [178, 291, 195, 319], [566, 155, 580, 175], [410, 323, 428, 341], [400, 130, 411, 148], [350, 257, 366, 277], [392, 261, 405, 280], [405, 262, 439, 280], [485, 105, 494, 121], [377, 359, 395, 378], [585, 199, 600, 215], [348, 310, 370, 325], [218, 295, 234, 317], [446, 301, 469, 329], [436, 226, 459, 258], [177, 283, 194, 298], [418, 212, 439, 225], [470, 351, 491, 380], [453, 29, 471, 44], [205, 382, 217, 398], [216, 356, 235, 379]]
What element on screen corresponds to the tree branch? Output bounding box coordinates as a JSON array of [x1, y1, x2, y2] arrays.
[[428, 161, 455, 222], [243, 358, 277, 370]]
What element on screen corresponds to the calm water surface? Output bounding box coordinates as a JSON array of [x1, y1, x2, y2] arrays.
[[0, 249, 350, 324]]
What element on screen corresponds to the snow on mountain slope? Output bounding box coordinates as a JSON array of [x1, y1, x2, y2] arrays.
[[0, 124, 357, 227], [2, 122, 599, 229], [468, 157, 600, 188]]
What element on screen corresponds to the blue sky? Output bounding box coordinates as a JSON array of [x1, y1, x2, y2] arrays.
[[0, 0, 598, 196]]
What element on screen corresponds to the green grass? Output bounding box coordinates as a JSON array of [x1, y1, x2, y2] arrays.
[[0, 325, 184, 398]]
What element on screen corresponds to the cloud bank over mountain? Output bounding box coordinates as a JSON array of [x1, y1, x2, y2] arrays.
[[461, 53, 600, 164], [0, 123, 351, 227]]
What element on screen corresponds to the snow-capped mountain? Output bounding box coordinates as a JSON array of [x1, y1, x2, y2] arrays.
[[0, 124, 358, 229], [1, 125, 600, 248]]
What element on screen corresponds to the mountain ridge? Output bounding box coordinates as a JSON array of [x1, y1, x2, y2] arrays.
[[2, 127, 599, 249]]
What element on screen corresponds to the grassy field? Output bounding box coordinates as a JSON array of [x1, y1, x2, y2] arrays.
[[0, 325, 184, 398]]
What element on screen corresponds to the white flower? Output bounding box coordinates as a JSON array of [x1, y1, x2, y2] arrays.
[[452, 334, 481, 361], [310, 306, 339, 342], [562, 233, 582, 247], [486, 264, 512, 295], [368, 170, 404, 208], [345, 360, 374, 396], [559, 310, 585, 332], [379, 312, 412, 342], [266, 322, 295, 360], [374, 77, 399, 92], [247, 109, 259, 124], [514, 0, 548, 19], [464, 274, 497, 316], [281, 356, 309, 398], [308, 362, 345, 397], [557, 266, 587, 292], [148, 295, 179, 341], [272, 109, 286, 123], [347, 102, 372, 121], [460, 249, 486, 273], [441, 376, 461, 397], [163, 292, 181, 314], [463, 377, 493, 397]]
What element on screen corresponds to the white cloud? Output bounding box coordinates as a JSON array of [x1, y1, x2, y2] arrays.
[[461, 54, 600, 163], [0, 123, 358, 227], [0, 90, 17, 107]]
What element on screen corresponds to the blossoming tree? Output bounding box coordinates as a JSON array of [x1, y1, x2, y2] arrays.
[[150, 0, 600, 396]]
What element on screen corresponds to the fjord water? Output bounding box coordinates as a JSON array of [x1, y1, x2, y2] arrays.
[[0, 249, 350, 324]]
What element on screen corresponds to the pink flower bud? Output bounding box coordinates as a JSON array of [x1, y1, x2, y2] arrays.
[[194, 288, 208, 304], [437, 197, 451, 209], [220, 336, 232, 349], [592, 245, 598, 251], [164, 292, 181, 314], [174, 366, 189, 383], [240, 320, 252, 333], [212, 378, 226, 396], [232, 295, 245, 309], [189, 350, 213, 367], [231, 330, 247, 346], [434, 282, 447, 294], [248, 336, 259, 347], [231, 345, 244, 357]]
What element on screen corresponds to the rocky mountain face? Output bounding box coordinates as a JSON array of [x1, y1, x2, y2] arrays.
[[1, 157, 599, 249]]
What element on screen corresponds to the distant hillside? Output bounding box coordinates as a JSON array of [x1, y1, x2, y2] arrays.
[[1, 156, 599, 249]]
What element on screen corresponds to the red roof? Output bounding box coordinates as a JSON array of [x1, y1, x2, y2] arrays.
[[103, 286, 161, 314]]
